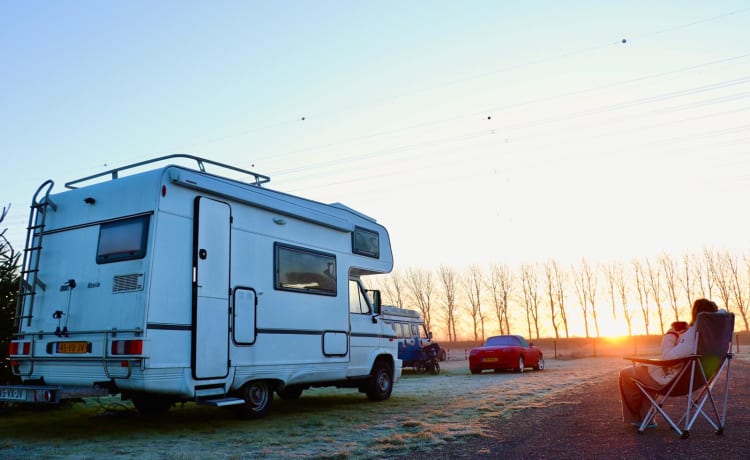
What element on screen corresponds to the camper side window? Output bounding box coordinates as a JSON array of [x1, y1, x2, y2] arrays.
[[352, 226, 379, 258], [96, 215, 150, 264], [274, 244, 336, 295]]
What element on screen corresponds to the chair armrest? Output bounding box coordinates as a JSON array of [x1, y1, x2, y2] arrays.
[[624, 355, 698, 367]]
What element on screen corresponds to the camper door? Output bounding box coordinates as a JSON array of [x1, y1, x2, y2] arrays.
[[348, 279, 380, 376], [192, 197, 231, 380]]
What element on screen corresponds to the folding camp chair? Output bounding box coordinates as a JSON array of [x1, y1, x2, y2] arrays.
[[625, 311, 734, 438]]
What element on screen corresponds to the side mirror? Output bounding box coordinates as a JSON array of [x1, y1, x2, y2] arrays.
[[370, 290, 381, 314]]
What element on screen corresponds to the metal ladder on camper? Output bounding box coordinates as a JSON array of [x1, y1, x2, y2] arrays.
[[15, 180, 56, 328]]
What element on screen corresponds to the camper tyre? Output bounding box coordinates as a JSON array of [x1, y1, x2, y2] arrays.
[[132, 395, 174, 416], [365, 359, 394, 402], [277, 385, 304, 400], [235, 380, 273, 419]]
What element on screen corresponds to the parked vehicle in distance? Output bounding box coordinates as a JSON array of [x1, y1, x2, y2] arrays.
[[380, 306, 446, 367], [469, 335, 544, 374]]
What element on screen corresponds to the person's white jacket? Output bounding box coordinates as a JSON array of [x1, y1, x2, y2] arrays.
[[647, 326, 698, 387]]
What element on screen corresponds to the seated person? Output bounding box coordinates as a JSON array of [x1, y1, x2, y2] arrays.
[[618, 298, 718, 427]]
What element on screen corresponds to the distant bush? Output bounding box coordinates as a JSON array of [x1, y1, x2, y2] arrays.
[[1, 204, 20, 384]]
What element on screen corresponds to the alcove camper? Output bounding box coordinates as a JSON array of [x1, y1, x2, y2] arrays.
[[0, 155, 401, 418]]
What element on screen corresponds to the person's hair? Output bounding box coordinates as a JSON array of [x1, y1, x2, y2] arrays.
[[690, 298, 718, 325]]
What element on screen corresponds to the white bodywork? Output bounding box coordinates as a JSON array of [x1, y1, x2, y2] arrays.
[[5, 157, 400, 411]]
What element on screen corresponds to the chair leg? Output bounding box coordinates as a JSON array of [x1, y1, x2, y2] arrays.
[[634, 382, 685, 436]]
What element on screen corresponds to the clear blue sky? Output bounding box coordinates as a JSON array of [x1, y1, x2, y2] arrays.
[[2, 1, 749, 270]]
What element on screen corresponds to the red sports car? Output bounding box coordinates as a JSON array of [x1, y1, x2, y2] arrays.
[[469, 335, 544, 374]]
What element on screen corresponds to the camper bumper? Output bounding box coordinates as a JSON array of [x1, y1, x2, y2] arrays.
[[0, 384, 111, 404]]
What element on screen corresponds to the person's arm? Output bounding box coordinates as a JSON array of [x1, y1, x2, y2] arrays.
[[661, 330, 679, 356], [662, 327, 697, 360]]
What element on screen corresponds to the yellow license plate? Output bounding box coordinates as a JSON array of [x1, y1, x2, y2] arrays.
[[482, 357, 499, 363], [58, 342, 89, 354]]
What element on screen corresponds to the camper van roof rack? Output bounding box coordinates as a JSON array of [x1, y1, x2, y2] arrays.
[[64, 154, 271, 189]]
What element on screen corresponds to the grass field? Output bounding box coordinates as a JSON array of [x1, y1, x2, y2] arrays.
[[1, 333, 747, 459]]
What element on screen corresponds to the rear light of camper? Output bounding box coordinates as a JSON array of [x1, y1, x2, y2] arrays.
[[9, 341, 30, 355], [111, 339, 143, 355]]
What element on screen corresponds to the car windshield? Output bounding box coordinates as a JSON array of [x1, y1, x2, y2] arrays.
[[485, 336, 519, 347]]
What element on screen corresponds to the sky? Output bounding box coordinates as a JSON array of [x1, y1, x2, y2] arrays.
[[2, 1, 750, 274]]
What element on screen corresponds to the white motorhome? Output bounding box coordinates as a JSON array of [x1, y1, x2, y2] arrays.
[[0, 155, 401, 418]]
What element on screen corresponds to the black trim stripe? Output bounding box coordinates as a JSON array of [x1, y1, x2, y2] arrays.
[[145, 324, 396, 340], [351, 332, 396, 339], [147, 323, 193, 331], [42, 211, 154, 236], [256, 328, 326, 336]]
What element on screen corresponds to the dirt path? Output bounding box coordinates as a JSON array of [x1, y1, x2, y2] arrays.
[[404, 358, 750, 459]]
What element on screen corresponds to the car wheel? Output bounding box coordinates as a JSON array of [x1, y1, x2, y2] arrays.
[[439, 349, 447, 361], [234, 380, 273, 419], [533, 356, 545, 371], [516, 356, 525, 373], [366, 360, 393, 401], [470, 368, 481, 375]]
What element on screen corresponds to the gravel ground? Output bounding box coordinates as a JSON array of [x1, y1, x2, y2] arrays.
[[403, 356, 750, 460]]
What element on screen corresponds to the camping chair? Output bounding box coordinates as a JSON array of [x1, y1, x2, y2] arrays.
[[625, 311, 734, 438]]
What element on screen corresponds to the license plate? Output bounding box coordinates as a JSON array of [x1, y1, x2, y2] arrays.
[[57, 342, 90, 354], [0, 387, 28, 401], [482, 357, 499, 363]]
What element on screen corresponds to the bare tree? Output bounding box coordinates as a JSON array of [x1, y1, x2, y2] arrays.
[[711, 249, 733, 311], [553, 261, 570, 338], [645, 258, 666, 335], [585, 262, 600, 338], [572, 260, 591, 338], [678, 253, 695, 314], [437, 265, 459, 342], [701, 248, 717, 299], [463, 265, 485, 341], [404, 267, 435, 333], [381, 269, 407, 308], [611, 260, 634, 336], [603, 262, 618, 321], [659, 253, 681, 322], [487, 263, 513, 335], [520, 263, 541, 339], [738, 255, 750, 331], [632, 259, 651, 336], [543, 260, 561, 339], [729, 254, 750, 331]]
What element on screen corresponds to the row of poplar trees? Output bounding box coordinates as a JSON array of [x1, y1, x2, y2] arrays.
[[375, 253, 750, 343]]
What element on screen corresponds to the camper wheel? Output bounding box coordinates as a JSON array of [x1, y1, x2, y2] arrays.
[[132, 395, 174, 416], [277, 385, 304, 400], [235, 380, 273, 419], [365, 359, 393, 402]]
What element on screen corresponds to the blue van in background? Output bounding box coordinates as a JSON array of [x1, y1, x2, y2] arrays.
[[381, 306, 445, 366]]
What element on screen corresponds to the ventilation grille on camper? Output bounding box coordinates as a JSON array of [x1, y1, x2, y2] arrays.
[[113, 273, 144, 293]]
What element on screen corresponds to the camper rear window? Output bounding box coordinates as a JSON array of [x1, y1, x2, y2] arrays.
[[96, 215, 150, 264], [274, 244, 336, 295], [352, 226, 379, 258]]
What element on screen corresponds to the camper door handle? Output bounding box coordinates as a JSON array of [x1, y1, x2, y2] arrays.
[[199, 249, 208, 260]]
